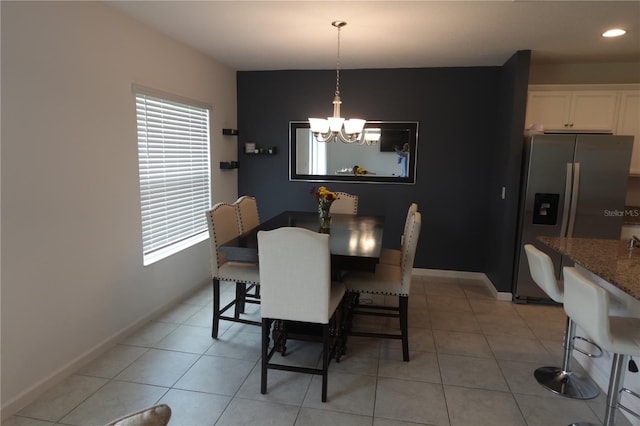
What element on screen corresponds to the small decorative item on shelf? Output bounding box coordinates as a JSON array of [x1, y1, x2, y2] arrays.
[[311, 186, 336, 233], [243, 143, 277, 155], [352, 165, 374, 175]]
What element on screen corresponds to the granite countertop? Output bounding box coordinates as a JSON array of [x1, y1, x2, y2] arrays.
[[538, 236, 640, 300], [624, 205, 640, 226]]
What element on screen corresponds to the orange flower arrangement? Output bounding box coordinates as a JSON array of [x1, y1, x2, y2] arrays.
[[312, 186, 337, 209], [312, 186, 336, 231]]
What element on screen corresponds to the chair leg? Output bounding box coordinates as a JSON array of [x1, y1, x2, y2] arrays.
[[261, 318, 270, 395], [334, 299, 345, 362], [604, 353, 627, 426], [212, 278, 221, 338], [235, 282, 247, 317], [400, 296, 409, 362], [561, 318, 576, 372], [322, 323, 329, 402], [533, 317, 599, 399]]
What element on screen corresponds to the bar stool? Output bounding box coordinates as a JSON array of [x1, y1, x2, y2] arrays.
[[563, 267, 640, 426], [523, 245, 601, 399]]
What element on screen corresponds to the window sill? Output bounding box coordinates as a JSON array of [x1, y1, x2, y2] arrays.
[[143, 231, 209, 266]]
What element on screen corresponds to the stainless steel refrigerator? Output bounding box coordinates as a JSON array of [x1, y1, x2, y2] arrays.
[[513, 133, 633, 302]]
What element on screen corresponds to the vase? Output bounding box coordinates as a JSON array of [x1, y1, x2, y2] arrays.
[[318, 204, 331, 233]]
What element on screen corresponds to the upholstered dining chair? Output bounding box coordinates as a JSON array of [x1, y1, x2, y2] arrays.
[[379, 203, 418, 266], [258, 227, 345, 402], [205, 202, 261, 338], [329, 192, 358, 215], [342, 211, 421, 362], [233, 195, 260, 234], [233, 195, 262, 305], [104, 404, 171, 426]]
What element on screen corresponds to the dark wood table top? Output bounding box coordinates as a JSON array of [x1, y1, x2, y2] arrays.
[[220, 210, 385, 272]]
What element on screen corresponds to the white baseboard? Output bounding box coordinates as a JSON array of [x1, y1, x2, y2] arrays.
[[413, 268, 513, 301], [1, 281, 209, 421]]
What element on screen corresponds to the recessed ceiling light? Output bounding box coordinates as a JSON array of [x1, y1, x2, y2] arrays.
[[602, 28, 626, 38]]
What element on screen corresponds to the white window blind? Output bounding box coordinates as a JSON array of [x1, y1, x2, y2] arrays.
[[134, 87, 211, 265]]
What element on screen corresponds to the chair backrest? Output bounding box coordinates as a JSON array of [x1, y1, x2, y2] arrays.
[[234, 195, 260, 234], [399, 211, 421, 295], [563, 267, 611, 351], [205, 202, 240, 276], [400, 203, 418, 245], [330, 192, 358, 215], [106, 404, 172, 426], [523, 244, 563, 303], [258, 227, 332, 324]]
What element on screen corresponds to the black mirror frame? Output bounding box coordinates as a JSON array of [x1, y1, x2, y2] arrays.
[[289, 121, 419, 184]]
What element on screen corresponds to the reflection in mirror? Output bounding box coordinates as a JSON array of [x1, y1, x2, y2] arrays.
[[290, 121, 419, 184]]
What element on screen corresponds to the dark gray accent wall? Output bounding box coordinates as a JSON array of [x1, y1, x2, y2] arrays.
[[484, 51, 532, 293], [237, 52, 530, 286]]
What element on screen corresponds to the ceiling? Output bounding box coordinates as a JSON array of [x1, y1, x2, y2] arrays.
[[105, 1, 640, 71]]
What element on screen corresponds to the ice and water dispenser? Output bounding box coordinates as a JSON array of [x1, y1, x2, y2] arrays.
[[532, 193, 560, 226]]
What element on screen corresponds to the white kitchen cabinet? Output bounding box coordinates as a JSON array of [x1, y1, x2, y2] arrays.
[[615, 90, 640, 175], [524, 91, 572, 130], [525, 90, 618, 132]]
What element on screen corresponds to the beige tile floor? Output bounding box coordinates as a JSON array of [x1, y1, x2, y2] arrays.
[[4, 275, 635, 426]]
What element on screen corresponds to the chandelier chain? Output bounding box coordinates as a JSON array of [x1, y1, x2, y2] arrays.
[[335, 24, 341, 97], [308, 20, 370, 145]]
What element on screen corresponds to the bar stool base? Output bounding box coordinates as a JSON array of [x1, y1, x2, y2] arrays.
[[534, 366, 600, 400]]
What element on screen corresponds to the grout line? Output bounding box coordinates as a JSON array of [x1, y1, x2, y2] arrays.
[[12, 278, 602, 426]]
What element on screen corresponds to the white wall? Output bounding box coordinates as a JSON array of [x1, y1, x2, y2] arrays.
[[529, 62, 640, 85], [1, 1, 238, 415]]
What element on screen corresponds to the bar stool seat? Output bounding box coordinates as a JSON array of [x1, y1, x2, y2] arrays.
[[523, 244, 601, 399], [563, 267, 640, 426]]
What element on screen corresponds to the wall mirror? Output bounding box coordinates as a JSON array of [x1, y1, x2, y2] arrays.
[[289, 121, 419, 184]]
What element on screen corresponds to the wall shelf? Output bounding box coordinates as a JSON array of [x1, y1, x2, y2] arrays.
[[220, 161, 239, 169], [222, 128, 238, 136]]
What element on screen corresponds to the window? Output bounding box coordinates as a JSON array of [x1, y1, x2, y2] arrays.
[[134, 85, 211, 265], [308, 130, 327, 175]]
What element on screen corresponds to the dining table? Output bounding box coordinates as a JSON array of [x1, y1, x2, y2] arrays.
[[220, 210, 385, 273], [220, 210, 385, 361]]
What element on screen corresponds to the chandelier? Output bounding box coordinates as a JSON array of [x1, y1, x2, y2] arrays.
[[309, 21, 376, 145]]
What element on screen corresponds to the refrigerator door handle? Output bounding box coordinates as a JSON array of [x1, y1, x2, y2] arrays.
[[567, 162, 580, 237], [560, 163, 573, 237]]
